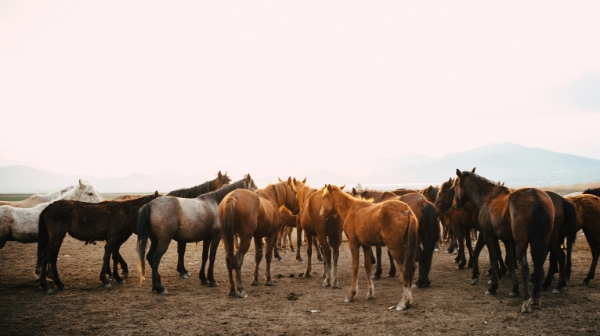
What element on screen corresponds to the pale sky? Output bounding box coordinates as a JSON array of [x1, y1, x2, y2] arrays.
[[1, 1, 599, 178]]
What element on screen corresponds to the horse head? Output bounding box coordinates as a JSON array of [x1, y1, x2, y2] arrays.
[[69, 179, 104, 203]]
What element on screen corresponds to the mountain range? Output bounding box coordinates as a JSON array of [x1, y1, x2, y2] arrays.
[[1, 143, 599, 193]]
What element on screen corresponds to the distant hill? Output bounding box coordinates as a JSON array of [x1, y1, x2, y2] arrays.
[[1, 143, 599, 192]]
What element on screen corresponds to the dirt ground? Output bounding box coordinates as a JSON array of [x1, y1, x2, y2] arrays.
[[1, 232, 599, 336]]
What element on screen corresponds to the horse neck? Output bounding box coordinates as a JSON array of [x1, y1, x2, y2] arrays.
[[464, 176, 506, 208], [58, 186, 82, 201], [201, 179, 246, 205], [258, 184, 285, 207], [331, 190, 355, 219], [297, 185, 316, 208], [34, 190, 62, 203]]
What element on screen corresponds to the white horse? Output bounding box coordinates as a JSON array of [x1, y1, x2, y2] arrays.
[[0, 180, 104, 249], [0, 179, 103, 208]]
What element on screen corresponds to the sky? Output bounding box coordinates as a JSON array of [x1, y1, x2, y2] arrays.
[[1, 1, 599, 178]]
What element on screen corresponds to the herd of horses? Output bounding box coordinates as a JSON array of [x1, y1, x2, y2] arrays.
[[1, 169, 600, 313]]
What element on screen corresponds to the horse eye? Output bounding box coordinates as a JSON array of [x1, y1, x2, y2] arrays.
[[88, 192, 93, 196]]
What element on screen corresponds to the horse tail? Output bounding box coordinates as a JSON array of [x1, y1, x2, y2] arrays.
[[136, 204, 151, 284], [326, 215, 340, 248], [37, 206, 50, 263], [563, 199, 577, 280], [530, 200, 550, 272], [403, 209, 419, 284], [221, 198, 237, 264], [417, 203, 439, 284]]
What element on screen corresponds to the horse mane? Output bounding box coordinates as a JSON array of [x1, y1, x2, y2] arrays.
[[200, 178, 248, 204], [166, 180, 216, 198], [257, 183, 289, 203]]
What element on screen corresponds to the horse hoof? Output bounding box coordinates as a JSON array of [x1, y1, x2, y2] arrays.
[[45, 289, 53, 294], [322, 281, 331, 287], [109, 276, 113, 281], [488, 280, 492, 285], [300, 273, 310, 278], [485, 271, 491, 276], [251, 281, 259, 286], [332, 284, 340, 289], [318, 260, 323, 264], [528, 282, 535, 287], [265, 282, 273, 286], [412, 283, 419, 288], [485, 290, 496, 295], [371, 274, 381, 280], [344, 298, 353, 303], [278, 257, 283, 262], [396, 302, 409, 310], [386, 273, 396, 278], [122, 272, 129, 278], [159, 289, 169, 295], [453, 259, 459, 264], [118, 280, 125, 284], [471, 278, 479, 285], [238, 290, 248, 298], [180, 274, 189, 279], [582, 280, 590, 285], [210, 282, 219, 287], [520, 301, 532, 313], [201, 280, 209, 286], [228, 290, 237, 297], [104, 283, 112, 288], [508, 291, 519, 297], [552, 289, 560, 294], [457, 265, 464, 270]]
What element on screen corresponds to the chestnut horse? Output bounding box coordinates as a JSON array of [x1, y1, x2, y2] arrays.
[[453, 169, 554, 313], [37, 192, 160, 293], [294, 179, 344, 288], [320, 184, 419, 310], [219, 177, 299, 298], [351, 189, 439, 288], [277, 206, 297, 252], [137, 175, 257, 294]]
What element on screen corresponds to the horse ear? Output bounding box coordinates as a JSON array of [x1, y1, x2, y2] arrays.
[[340, 184, 346, 190], [471, 167, 476, 173], [278, 177, 283, 182], [288, 176, 293, 184], [246, 173, 252, 181], [326, 184, 332, 192], [293, 177, 297, 184], [79, 179, 84, 189], [154, 191, 159, 197], [448, 177, 452, 183], [352, 188, 357, 195], [456, 169, 462, 178], [302, 178, 306, 184]]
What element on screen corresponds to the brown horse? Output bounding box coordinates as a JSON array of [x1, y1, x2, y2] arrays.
[[565, 194, 600, 285], [454, 169, 554, 313], [219, 177, 299, 298], [320, 184, 419, 310], [277, 206, 297, 252], [294, 179, 344, 288], [137, 175, 257, 294], [392, 188, 419, 196], [351, 189, 439, 288], [37, 192, 160, 293]]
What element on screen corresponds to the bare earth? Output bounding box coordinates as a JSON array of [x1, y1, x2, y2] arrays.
[[1, 233, 599, 335]]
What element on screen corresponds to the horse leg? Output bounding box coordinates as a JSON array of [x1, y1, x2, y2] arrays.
[[464, 229, 474, 269], [99, 242, 113, 288], [372, 246, 382, 279], [456, 227, 466, 268], [332, 242, 340, 289], [484, 234, 499, 295], [49, 241, 67, 291], [506, 240, 520, 298], [177, 241, 190, 278], [363, 246, 375, 299], [117, 252, 129, 278], [206, 235, 220, 287], [345, 242, 360, 303], [471, 234, 485, 283], [252, 236, 264, 286], [264, 233, 278, 286], [582, 230, 599, 285], [233, 236, 252, 297], [552, 246, 567, 293], [387, 249, 397, 277], [225, 246, 236, 296], [287, 227, 294, 252], [518, 246, 532, 313], [295, 226, 304, 263], [111, 244, 125, 285], [315, 236, 323, 263], [316, 234, 332, 287], [199, 239, 211, 285], [273, 236, 283, 262], [301, 233, 313, 278], [149, 239, 171, 294]]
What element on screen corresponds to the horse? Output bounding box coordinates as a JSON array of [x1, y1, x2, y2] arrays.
[[220, 177, 299, 298], [320, 184, 419, 310], [37, 192, 160, 293], [564, 194, 600, 285], [277, 206, 297, 253], [137, 175, 257, 294], [350, 189, 438, 288], [0, 179, 103, 208], [391, 188, 419, 196], [453, 169, 554, 313], [293, 179, 344, 288], [583, 188, 600, 197], [420, 185, 438, 203]]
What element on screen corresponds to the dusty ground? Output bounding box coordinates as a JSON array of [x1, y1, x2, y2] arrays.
[[1, 233, 599, 335]]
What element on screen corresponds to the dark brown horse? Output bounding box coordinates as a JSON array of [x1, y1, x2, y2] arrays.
[[420, 185, 438, 203], [583, 188, 600, 197], [294, 179, 344, 288], [565, 194, 600, 285], [454, 169, 554, 313], [219, 177, 299, 298], [320, 184, 419, 310], [351, 189, 439, 288], [137, 175, 257, 294], [37, 192, 160, 293]]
